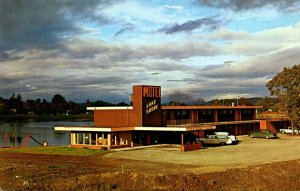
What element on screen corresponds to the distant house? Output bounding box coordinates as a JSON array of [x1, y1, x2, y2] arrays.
[[55, 85, 263, 150]]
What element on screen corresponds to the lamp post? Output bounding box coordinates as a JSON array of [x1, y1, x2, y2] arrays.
[[151, 72, 159, 85], [224, 61, 235, 104]]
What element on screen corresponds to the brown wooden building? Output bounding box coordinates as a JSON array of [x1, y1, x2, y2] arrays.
[[55, 85, 262, 150]]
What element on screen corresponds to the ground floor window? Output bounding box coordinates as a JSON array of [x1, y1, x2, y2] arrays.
[[71, 132, 131, 147]]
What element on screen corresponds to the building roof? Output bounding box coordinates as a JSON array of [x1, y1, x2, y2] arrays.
[[54, 124, 216, 132], [87, 106, 133, 110], [162, 105, 262, 110]]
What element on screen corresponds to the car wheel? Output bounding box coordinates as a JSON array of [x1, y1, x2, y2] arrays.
[[250, 134, 253, 138], [265, 136, 269, 139], [200, 141, 204, 146], [281, 131, 285, 134], [220, 142, 225, 146]]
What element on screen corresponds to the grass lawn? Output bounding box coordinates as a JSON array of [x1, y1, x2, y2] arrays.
[[0, 146, 106, 156]]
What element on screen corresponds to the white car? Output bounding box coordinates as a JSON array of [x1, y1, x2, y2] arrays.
[[214, 132, 238, 143], [279, 127, 299, 134], [197, 135, 232, 146]]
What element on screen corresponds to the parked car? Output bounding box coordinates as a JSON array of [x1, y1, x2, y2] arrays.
[[279, 127, 299, 134], [248, 130, 277, 139], [197, 135, 233, 146], [214, 132, 239, 143]]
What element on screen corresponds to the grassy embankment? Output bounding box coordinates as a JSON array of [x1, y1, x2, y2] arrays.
[[0, 146, 106, 156]]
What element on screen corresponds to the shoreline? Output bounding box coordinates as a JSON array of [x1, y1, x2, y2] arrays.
[[0, 114, 93, 123]]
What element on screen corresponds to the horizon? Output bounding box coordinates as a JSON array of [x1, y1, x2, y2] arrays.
[[0, 91, 267, 105]]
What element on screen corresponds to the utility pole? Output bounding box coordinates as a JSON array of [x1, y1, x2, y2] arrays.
[[224, 61, 235, 105], [151, 72, 159, 85]]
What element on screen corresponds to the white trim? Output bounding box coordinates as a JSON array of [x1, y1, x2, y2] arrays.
[[54, 126, 187, 132], [55, 127, 113, 132], [134, 127, 187, 131], [87, 106, 133, 110], [54, 125, 216, 132]]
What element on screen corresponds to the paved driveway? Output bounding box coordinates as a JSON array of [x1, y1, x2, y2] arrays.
[[105, 134, 300, 173]]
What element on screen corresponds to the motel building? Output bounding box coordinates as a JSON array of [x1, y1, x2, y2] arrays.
[[55, 85, 263, 151]]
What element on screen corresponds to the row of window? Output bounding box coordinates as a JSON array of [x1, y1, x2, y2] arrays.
[[170, 109, 254, 118]]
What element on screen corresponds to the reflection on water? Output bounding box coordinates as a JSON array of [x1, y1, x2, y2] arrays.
[[0, 121, 93, 147]]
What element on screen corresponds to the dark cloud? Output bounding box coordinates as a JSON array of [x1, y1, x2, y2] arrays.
[[138, 42, 220, 59], [0, 72, 136, 103], [56, 39, 220, 62], [145, 61, 193, 72], [166, 91, 195, 103], [0, 51, 23, 62], [157, 16, 221, 34], [198, 46, 300, 80], [195, 0, 300, 12], [0, 0, 116, 51], [114, 23, 135, 37]]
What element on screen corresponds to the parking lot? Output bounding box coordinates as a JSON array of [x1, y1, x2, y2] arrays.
[[106, 134, 300, 173], [2, 133, 300, 190]]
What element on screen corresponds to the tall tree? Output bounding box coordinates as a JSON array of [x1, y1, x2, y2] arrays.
[[51, 94, 67, 114], [266, 64, 300, 133], [0, 97, 8, 114], [8, 94, 24, 113], [255, 96, 277, 112], [52, 94, 67, 105]]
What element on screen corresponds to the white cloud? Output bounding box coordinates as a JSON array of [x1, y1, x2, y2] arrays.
[[163, 5, 184, 12]]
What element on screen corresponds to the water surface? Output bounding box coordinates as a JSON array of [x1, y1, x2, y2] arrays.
[[0, 121, 93, 147]]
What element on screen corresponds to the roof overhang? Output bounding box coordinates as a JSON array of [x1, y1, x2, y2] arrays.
[[134, 125, 215, 132], [54, 124, 216, 132], [200, 120, 260, 126], [87, 106, 133, 111], [54, 126, 135, 132], [162, 105, 262, 110]]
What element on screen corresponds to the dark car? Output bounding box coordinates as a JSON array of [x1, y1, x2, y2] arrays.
[[248, 130, 277, 139]]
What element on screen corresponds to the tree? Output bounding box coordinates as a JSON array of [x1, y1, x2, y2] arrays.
[[0, 97, 8, 114], [8, 94, 24, 113], [52, 94, 67, 105], [41, 99, 51, 114], [209, 99, 222, 106], [34, 98, 42, 114], [168, 100, 181, 106], [51, 94, 67, 114], [117, 101, 129, 106], [24, 99, 35, 113], [85, 99, 91, 107], [266, 64, 300, 133], [93, 100, 114, 107], [238, 97, 250, 106], [255, 96, 277, 112], [67, 101, 82, 114]]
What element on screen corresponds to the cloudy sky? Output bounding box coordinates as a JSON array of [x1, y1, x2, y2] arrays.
[[0, 0, 299, 103]]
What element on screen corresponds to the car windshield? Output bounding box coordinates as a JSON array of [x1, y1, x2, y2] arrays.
[[217, 135, 228, 139]]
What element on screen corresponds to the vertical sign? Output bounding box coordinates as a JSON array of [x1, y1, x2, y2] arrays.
[[142, 86, 161, 126]]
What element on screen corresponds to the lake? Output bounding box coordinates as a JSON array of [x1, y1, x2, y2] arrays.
[[0, 121, 93, 147]]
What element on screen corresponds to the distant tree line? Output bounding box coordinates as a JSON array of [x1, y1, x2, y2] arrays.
[[165, 96, 277, 112], [0, 93, 129, 116], [0, 92, 280, 116], [164, 91, 276, 112]]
